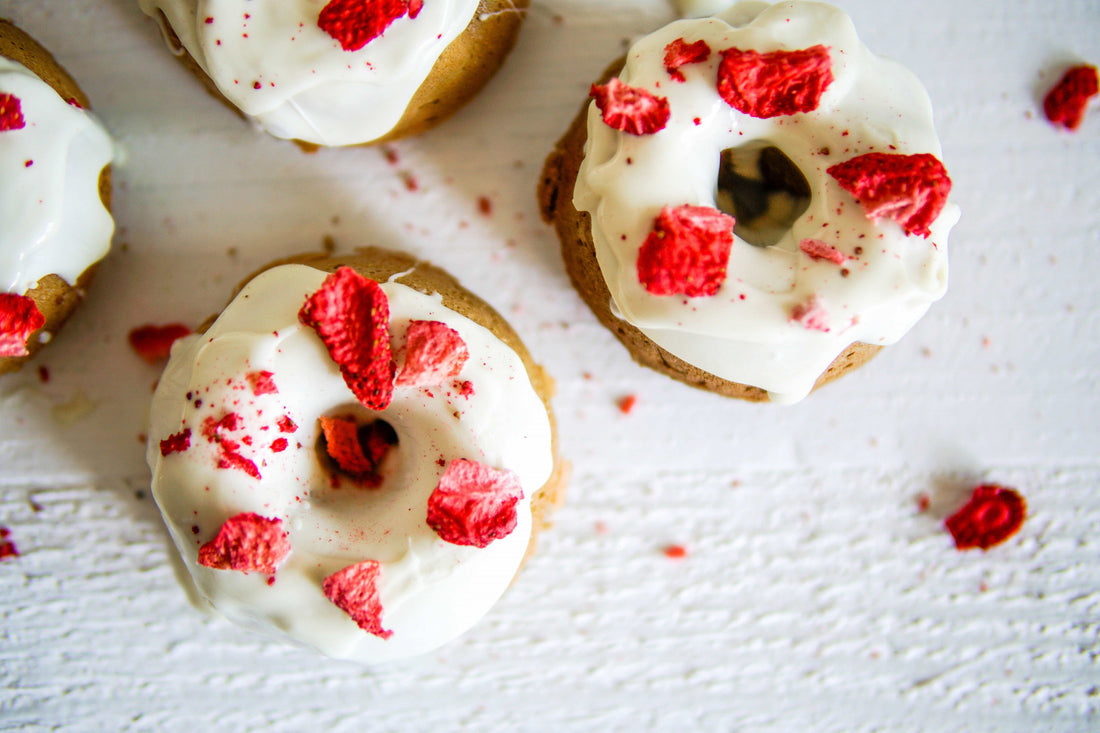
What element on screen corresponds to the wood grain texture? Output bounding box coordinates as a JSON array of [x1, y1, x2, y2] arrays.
[[1, 0, 1098, 731]]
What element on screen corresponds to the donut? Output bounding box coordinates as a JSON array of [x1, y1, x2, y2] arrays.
[[146, 247, 566, 664], [0, 20, 114, 374], [138, 0, 530, 148], [539, 0, 960, 403]]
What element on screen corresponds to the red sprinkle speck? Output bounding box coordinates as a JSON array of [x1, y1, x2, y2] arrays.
[[663, 544, 688, 559]]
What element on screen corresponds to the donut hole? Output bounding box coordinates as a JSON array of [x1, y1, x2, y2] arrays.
[[716, 144, 811, 247], [315, 413, 399, 488]]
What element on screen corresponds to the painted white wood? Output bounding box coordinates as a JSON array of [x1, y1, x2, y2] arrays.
[[1, 1, 1097, 730]]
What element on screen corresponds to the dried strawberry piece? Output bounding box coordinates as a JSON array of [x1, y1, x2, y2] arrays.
[[218, 450, 261, 480], [319, 415, 394, 486], [945, 484, 1027, 551], [590, 78, 671, 136], [664, 38, 712, 82], [636, 204, 735, 296], [717, 45, 833, 118], [1043, 64, 1099, 131], [318, 0, 411, 52], [0, 526, 19, 560], [323, 560, 393, 638], [128, 323, 192, 364], [426, 459, 524, 548], [0, 293, 45, 357], [198, 513, 290, 573], [247, 370, 278, 396], [799, 238, 847, 265], [159, 428, 192, 456], [0, 93, 25, 132], [299, 267, 395, 411], [277, 415, 298, 433], [789, 295, 830, 332], [396, 320, 469, 388], [827, 152, 952, 238]]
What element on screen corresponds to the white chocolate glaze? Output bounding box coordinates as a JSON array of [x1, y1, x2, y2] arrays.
[[146, 264, 554, 664], [138, 0, 482, 146], [0, 58, 114, 294], [574, 0, 960, 402]]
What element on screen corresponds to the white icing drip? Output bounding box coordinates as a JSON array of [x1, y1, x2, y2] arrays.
[[0, 58, 114, 294], [573, 0, 959, 403], [138, 0, 482, 146], [146, 264, 554, 664]]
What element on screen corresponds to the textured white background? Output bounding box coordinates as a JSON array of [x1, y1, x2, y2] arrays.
[[1, 0, 1099, 730]]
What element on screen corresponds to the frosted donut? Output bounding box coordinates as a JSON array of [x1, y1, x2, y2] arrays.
[[146, 248, 565, 664], [539, 0, 960, 403], [0, 20, 114, 373], [138, 0, 529, 147]]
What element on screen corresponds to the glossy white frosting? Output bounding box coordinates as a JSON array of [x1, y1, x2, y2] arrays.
[[138, 0, 482, 146], [0, 57, 113, 294], [146, 264, 554, 664], [574, 0, 960, 402]]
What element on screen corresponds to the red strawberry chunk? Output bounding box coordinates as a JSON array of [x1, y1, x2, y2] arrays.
[[159, 428, 192, 456], [320, 415, 393, 485], [717, 45, 833, 118], [945, 484, 1027, 550], [299, 267, 395, 411], [799, 238, 847, 265], [323, 560, 393, 638], [128, 323, 192, 364], [0, 293, 45, 357], [1043, 64, 1099, 131], [247, 370, 278, 395], [396, 320, 469, 388], [198, 513, 290, 573], [636, 204, 735, 297], [318, 0, 411, 52], [590, 78, 671, 136], [426, 459, 524, 548], [0, 93, 26, 132], [828, 152, 951, 238], [789, 295, 830, 332], [664, 38, 712, 82]]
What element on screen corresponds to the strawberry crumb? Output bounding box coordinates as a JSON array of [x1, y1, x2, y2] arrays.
[[323, 560, 393, 638], [159, 428, 192, 456], [663, 544, 688, 559], [590, 78, 671, 135], [1043, 64, 1098, 131], [197, 513, 290, 573], [827, 153, 952, 238], [717, 45, 833, 118], [396, 320, 469, 388], [299, 267, 395, 411], [617, 394, 638, 414], [128, 323, 192, 364], [477, 196, 493, 216], [0, 93, 26, 132], [664, 38, 712, 82], [945, 484, 1027, 550], [317, 0, 412, 52], [0, 527, 19, 560], [246, 370, 278, 396], [790, 295, 830, 332], [799, 238, 847, 265], [0, 293, 45, 358], [319, 415, 393, 486], [637, 205, 736, 296], [426, 459, 524, 548]]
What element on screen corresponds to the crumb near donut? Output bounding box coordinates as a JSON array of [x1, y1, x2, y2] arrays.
[[945, 484, 1027, 551], [1043, 64, 1098, 131]]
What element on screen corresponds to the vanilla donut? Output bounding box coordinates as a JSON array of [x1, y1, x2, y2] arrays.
[[146, 248, 565, 664], [0, 20, 114, 374], [539, 0, 960, 403], [139, 0, 529, 147]]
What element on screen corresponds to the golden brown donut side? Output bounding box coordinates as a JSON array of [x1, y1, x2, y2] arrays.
[[537, 60, 880, 403], [233, 246, 568, 567], [150, 0, 530, 149], [0, 20, 112, 375]]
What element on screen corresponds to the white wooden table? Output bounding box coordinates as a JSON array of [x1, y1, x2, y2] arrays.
[[2, 1, 1098, 730]]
